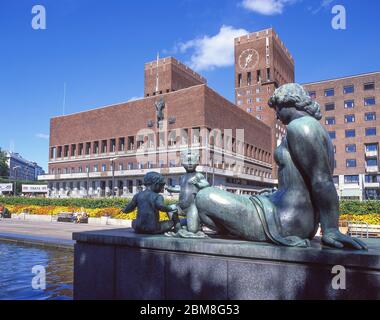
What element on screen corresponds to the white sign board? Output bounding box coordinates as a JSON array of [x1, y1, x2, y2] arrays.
[[22, 185, 48, 193], [0, 183, 13, 192]]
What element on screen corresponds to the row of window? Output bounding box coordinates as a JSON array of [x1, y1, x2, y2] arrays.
[[328, 128, 378, 139], [309, 82, 376, 98], [324, 97, 376, 111], [325, 112, 376, 124], [237, 69, 271, 88], [344, 159, 378, 168], [343, 174, 380, 184], [335, 143, 378, 154]]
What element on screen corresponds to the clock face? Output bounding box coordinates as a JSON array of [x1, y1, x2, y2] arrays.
[[239, 49, 259, 70]]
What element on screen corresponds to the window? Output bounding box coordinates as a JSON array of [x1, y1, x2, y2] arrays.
[[247, 98, 253, 104], [247, 72, 252, 86], [344, 175, 359, 184], [119, 163, 124, 171], [325, 117, 336, 125], [256, 106, 263, 111], [345, 114, 355, 123], [346, 159, 357, 168], [328, 131, 336, 139], [364, 82, 375, 91], [367, 159, 378, 167], [128, 162, 133, 170], [256, 115, 263, 120], [246, 108, 253, 113], [346, 144, 356, 153], [333, 176, 339, 185], [365, 175, 380, 183], [366, 127, 377, 136], [325, 103, 335, 111], [119, 138, 125, 151], [257, 70, 261, 83], [344, 100, 354, 109], [366, 144, 378, 152], [309, 91, 316, 99], [345, 129, 356, 138], [365, 112, 376, 121], [365, 97, 376, 106], [324, 88, 334, 97], [93, 165, 98, 172], [101, 164, 107, 172], [237, 100, 242, 106], [238, 74, 242, 87], [343, 85, 354, 94], [256, 97, 262, 102]]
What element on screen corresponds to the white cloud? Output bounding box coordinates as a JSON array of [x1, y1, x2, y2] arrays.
[[310, 0, 336, 14], [178, 25, 249, 72], [241, 0, 297, 15], [36, 133, 49, 140]]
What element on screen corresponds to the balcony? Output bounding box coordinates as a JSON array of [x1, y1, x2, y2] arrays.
[[366, 150, 378, 158], [365, 182, 380, 189], [366, 166, 379, 173]]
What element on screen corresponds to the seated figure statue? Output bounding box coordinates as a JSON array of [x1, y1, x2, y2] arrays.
[[187, 83, 367, 250], [166, 150, 209, 235], [123, 172, 180, 235]]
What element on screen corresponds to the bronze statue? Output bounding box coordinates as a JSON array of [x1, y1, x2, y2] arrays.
[[185, 84, 366, 250], [155, 98, 165, 128], [123, 172, 180, 234], [166, 150, 208, 236]]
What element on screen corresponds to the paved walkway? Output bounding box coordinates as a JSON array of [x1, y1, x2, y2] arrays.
[[0, 219, 131, 249]]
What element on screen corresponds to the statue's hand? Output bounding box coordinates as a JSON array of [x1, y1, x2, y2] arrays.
[[322, 228, 368, 251]]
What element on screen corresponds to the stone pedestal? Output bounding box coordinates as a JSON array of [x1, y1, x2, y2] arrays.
[[73, 229, 380, 300]]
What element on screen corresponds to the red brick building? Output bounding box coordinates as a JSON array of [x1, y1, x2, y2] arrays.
[[234, 28, 295, 175], [303, 72, 380, 200], [41, 57, 275, 198]]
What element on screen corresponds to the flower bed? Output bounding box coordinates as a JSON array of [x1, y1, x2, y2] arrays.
[[6, 205, 170, 221], [340, 214, 380, 225]]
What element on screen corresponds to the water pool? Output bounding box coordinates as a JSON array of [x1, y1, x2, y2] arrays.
[[0, 241, 73, 300]]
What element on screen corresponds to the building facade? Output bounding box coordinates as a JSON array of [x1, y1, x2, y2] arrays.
[[6, 152, 45, 181], [234, 28, 295, 176], [40, 57, 276, 198], [303, 72, 380, 200]]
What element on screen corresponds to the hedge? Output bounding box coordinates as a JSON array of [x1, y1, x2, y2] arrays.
[[339, 201, 380, 215], [0, 197, 379, 215], [0, 196, 177, 209]]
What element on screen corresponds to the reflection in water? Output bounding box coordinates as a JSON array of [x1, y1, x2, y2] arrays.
[[0, 242, 73, 300]]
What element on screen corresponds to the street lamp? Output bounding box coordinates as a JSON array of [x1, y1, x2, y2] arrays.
[[13, 166, 21, 196], [110, 157, 118, 197]]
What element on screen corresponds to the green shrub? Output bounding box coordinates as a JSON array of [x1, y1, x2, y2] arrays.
[[339, 201, 380, 215], [0, 196, 177, 209]]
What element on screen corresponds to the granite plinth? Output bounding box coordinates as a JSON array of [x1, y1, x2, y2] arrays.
[[73, 228, 380, 300]]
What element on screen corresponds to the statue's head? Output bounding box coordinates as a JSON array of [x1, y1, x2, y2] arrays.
[[143, 172, 166, 193], [268, 83, 322, 125], [180, 150, 199, 172]]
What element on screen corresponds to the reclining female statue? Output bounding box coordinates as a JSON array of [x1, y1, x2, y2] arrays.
[[188, 83, 366, 250]]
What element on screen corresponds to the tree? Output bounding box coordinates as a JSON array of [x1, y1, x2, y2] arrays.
[[0, 148, 9, 179]]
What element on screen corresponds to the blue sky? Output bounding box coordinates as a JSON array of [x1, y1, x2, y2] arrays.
[[0, 0, 379, 171]]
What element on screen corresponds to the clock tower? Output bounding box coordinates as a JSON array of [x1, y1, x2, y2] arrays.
[[234, 28, 295, 177]]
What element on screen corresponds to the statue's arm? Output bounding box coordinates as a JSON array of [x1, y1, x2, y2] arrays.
[[166, 186, 181, 193], [155, 195, 177, 213], [122, 195, 138, 213], [287, 124, 366, 250]]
